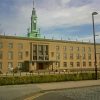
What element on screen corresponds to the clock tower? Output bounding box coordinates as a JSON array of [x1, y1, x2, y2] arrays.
[[28, 0, 40, 38]]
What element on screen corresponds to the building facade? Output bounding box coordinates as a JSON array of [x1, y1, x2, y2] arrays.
[[0, 1, 100, 73], [0, 35, 100, 73]]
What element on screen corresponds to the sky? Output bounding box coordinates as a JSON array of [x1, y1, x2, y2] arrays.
[[0, 0, 100, 43]]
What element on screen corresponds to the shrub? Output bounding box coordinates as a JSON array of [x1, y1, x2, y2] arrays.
[[0, 73, 99, 86]]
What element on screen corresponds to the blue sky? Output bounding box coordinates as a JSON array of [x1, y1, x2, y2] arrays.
[[0, 0, 100, 42]]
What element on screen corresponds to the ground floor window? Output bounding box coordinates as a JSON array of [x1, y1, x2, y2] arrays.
[[89, 62, 92, 67], [8, 62, 13, 71], [63, 62, 67, 67], [70, 62, 73, 67], [83, 62, 86, 67], [77, 62, 80, 67], [0, 62, 2, 69]]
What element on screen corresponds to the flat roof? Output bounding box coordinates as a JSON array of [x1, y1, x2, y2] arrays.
[[0, 35, 100, 45]]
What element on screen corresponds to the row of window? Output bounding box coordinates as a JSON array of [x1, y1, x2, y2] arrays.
[[0, 62, 23, 70], [0, 42, 23, 49], [0, 51, 29, 60], [55, 52, 100, 60], [63, 62, 100, 67], [56, 46, 94, 52]]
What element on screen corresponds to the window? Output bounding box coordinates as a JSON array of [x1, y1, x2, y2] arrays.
[[88, 54, 91, 60], [76, 54, 80, 59], [18, 43, 23, 49], [83, 62, 86, 67], [82, 47, 85, 52], [82, 54, 85, 59], [56, 46, 59, 51], [18, 52, 23, 60], [88, 47, 91, 52], [33, 45, 37, 51], [38, 45, 43, 51], [89, 62, 92, 67], [18, 62, 23, 69], [63, 62, 67, 67], [8, 62, 13, 71], [77, 62, 80, 67], [51, 52, 54, 57], [99, 54, 100, 60], [44, 45, 48, 55], [63, 53, 67, 60], [70, 53, 73, 59], [63, 46, 67, 51], [76, 47, 79, 51], [0, 42, 3, 49], [0, 62, 2, 69], [56, 53, 60, 60], [25, 51, 29, 57], [0, 51, 3, 59], [70, 62, 73, 67], [8, 51, 13, 60], [70, 46, 73, 51], [8, 43, 13, 48]]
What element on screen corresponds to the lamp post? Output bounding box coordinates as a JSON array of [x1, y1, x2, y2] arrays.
[[92, 12, 98, 80]]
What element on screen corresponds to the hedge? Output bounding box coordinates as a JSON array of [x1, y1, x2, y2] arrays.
[[0, 73, 97, 86]]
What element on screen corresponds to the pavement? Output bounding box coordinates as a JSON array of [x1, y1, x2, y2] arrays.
[[0, 80, 100, 100]]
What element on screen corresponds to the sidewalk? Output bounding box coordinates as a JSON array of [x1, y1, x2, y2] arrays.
[[36, 79, 100, 91], [0, 80, 100, 100]]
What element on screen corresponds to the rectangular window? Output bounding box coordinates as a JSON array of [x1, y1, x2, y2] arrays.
[[83, 62, 86, 67], [0, 62, 2, 69], [51, 52, 54, 57], [82, 54, 85, 59], [63, 62, 67, 67], [77, 47, 79, 51], [88, 47, 91, 52], [0, 51, 3, 59], [18, 43, 23, 49], [70, 53, 73, 59], [63, 53, 67, 60], [8, 62, 13, 70], [70, 46, 73, 51], [63, 46, 67, 51], [38, 45, 43, 55], [76, 54, 80, 59], [88, 54, 91, 60], [18, 62, 23, 69], [56, 53, 60, 60], [99, 54, 100, 60], [25, 51, 29, 57], [89, 62, 92, 67], [8, 51, 13, 60], [8, 43, 13, 48], [18, 52, 23, 60], [56, 46, 60, 51], [82, 47, 85, 52], [0, 42, 3, 49], [77, 62, 80, 67], [70, 62, 73, 67], [33, 45, 37, 51]]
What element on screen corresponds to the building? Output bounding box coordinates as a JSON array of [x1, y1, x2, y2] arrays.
[[0, 1, 100, 73]]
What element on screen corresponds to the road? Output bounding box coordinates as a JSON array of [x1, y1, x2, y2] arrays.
[[0, 80, 100, 100], [33, 86, 100, 100]]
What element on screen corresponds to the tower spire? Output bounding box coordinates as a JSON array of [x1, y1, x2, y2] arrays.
[[33, 0, 34, 8]]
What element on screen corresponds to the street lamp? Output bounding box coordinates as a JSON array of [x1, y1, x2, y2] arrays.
[[92, 12, 98, 80]]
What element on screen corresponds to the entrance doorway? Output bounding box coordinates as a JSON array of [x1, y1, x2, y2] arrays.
[[37, 63, 44, 70]]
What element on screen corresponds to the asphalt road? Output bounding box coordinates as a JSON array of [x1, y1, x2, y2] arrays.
[[0, 84, 41, 100], [33, 86, 100, 100]]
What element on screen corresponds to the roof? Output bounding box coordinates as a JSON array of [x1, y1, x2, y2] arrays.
[[0, 35, 100, 45]]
